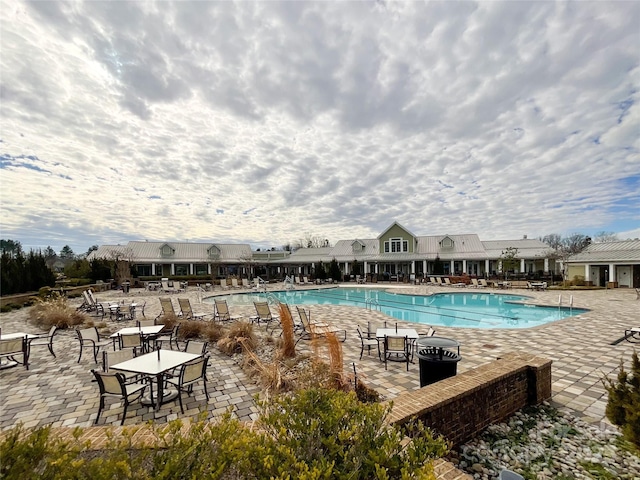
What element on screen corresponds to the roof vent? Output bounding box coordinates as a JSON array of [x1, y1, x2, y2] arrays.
[[523, 235, 528, 239]]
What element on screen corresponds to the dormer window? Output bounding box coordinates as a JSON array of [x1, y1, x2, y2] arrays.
[[384, 237, 408, 253], [160, 244, 175, 257], [352, 240, 365, 253], [440, 236, 454, 249], [208, 245, 221, 259]]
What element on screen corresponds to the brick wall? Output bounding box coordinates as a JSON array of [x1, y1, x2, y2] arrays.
[[387, 352, 552, 447]]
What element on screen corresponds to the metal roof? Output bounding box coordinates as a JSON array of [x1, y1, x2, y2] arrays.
[[89, 241, 252, 263], [567, 240, 640, 263], [482, 239, 551, 259]]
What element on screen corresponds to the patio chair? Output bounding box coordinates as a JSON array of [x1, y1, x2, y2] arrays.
[[250, 301, 280, 327], [161, 280, 177, 294], [0, 337, 28, 370], [219, 278, 229, 290], [77, 327, 112, 363], [231, 278, 241, 289], [118, 333, 144, 355], [241, 278, 251, 288], [155, 297, 177, 321], [357, 325, 380, 360], [383, 335, 411, 371], [184, 340, 208, 354], [479, 279, 489, 288], [214, 299, 242, 322], [102, 349, 142, 384], [91, 369, 147, 425], [137, 318, 156, 327], [178, 298, 207, 320], [154, 324, 180, 350], [624, 327, 640, 343], [26, 325, 58, 359], [165, 355, 210, 414]]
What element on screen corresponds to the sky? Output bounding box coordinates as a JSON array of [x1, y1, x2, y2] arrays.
[[1, 0, 639, 255]]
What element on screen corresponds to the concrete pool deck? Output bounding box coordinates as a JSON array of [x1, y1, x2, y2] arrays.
[[0, 284, 638, 431]]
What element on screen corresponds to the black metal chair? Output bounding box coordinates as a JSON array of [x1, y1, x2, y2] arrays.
[[165, 355, 209, 414], [91, 369, 146, 425]]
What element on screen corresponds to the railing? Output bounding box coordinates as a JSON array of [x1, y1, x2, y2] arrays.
[[254, 276, 268, 293], [365, 298, 381, 311], [284, 275, 295, 290]]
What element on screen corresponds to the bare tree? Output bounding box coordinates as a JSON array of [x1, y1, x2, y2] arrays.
[[499, 247, 519, 280], [593, 231, 619, 243], [238, 252, 256, 279], [107, 247, 135, 285], [292, 234, 331, 250]]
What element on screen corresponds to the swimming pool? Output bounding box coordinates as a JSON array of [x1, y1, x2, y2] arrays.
[[204, 287, 587, 329]]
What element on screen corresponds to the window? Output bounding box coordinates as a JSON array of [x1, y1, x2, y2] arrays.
[[161, 245, 174, 257], [195, 264, 208, 276], [385, 238, 407, 253], [136, 264, 152, 276], [175, 264, 189, 276], [440, 237, 453, 249]]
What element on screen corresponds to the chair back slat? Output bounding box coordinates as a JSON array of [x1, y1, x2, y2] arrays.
[[181, 356, 206, 384], [385, 335, 408, 353], [96, 371, 126, 395], [103, 349, 134, 372], [137, 319, 155, 327], [185, 340, 207, 354], [119, 333, 142, 349], [79, 327, 99, 342], [0, 338, 23, 355]]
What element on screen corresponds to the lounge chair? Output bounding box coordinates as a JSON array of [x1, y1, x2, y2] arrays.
[[241, 278, 251, 288], [178, 298, 207, 320], [214, 299, 242, 322], [295, 306, 346, 345], [161, 280, 177, 294], [219, 278, 229, 290], [0, 337, 28, 370], [231, 278, 241, 289], [155, 297, 177, 321], [250, 301, 280, 327], [479, 279, 489, 288]]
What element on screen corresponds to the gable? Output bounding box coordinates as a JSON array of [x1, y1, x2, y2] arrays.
[[160, 243, 175, 257], [378, 223, 416, 254]]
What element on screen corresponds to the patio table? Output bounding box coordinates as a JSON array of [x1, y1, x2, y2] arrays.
[[110, 325, 165, 350], [111, 350, 201, 411]]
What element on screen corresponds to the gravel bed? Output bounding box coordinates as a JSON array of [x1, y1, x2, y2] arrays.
[[449, 403, 640, 479]]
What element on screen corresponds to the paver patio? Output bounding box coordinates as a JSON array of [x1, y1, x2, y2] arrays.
[[1, 284, 638, 432]]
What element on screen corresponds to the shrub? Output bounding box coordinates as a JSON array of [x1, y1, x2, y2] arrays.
[[0, 305, 12, 313], [604, 351, 640, 449], [29, 295, 86, 329], [203, 322, 225, 343], [0, 390, 449, 479], [178, 320, 207, 340], [255, 388, 449, 479], [217, 321, 257, 355]]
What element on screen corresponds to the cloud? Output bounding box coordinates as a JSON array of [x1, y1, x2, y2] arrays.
[[1, 0, 638, 253]]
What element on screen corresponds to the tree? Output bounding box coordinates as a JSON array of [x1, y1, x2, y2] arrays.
[[328, 258, 342, 282], [85, 245, 99, 256], [292, 234, 332, 250], [540, 234, 563, 251], [0, 239, 22, 258], [315, 261, 327, 281], [59, 245, 75, 259], [433, 255, 444, 275], [351, 259, 362, 276], [43, 246, 56, 259], [594, 231, 618, 243], [499, 247, 519, 280]]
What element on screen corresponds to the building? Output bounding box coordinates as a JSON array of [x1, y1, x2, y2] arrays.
[[88, 221, 558, 282], [565, 240, 640, 288]]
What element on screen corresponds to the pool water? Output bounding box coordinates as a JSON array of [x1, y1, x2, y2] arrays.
[[204, 287, 587, 329]]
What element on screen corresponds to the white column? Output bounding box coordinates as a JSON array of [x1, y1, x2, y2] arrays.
[[609, 264, 616, 282], [190, 263, 194, 275], [485, 259, 490, 275], [152, 264, 156, 275], [520, 258, 525, 273], [411, 261, 415, 274], [364, 261, 368, 273], [171, 264, 175, 275], [584, 264, 590, 282], [462, 260, 467, 274], [344, 262, 349, 275], [423, 260, 427, 274], [450, 260, 455, 273], [544, 258, 549, 273]]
